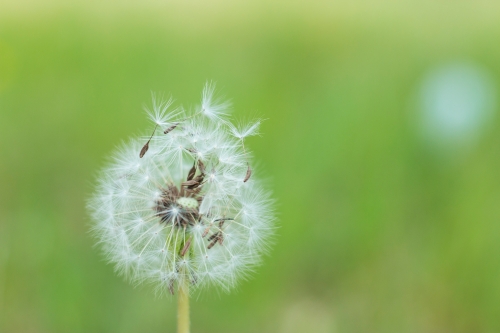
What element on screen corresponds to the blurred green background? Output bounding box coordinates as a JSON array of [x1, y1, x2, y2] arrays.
[[2, 1, 500, 332]]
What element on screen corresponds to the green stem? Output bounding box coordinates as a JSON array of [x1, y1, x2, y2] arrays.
[[177, 279, 190, 333]]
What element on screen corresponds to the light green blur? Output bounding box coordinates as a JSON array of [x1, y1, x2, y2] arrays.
[[1, 1, 500, 332]]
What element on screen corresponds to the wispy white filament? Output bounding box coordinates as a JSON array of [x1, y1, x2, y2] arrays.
[[88, 83, 274, 295]]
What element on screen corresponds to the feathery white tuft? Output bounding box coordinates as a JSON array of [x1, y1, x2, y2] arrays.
[[145, 94, 181, 127], [88, 83, 274, 295], [230, 119, 262, 139], [201, 81, 231, 122]]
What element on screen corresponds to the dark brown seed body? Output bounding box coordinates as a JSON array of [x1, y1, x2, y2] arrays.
[[163, 123, 178, 134], [214, 218, 234, 223], [207, 231, 224, 249], [207, 238, 217, 249], [192, 174, 204, 184], [139, 142, 149, 158], [197, 160, 206, 174], [180, 237, 192, 257], [187, 163, 196, 181], [140, 124, 158, 158], [244, 165, 252, 182], [181, 179, 199, 188]]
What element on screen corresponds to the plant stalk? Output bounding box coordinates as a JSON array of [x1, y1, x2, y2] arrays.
[[177, 279, 190, 333]]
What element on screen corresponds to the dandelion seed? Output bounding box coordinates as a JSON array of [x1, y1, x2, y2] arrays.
[[146, 94, 181, 127], [200, 81, 231, 122], [139, 124, 158, 158], [230, 119, 262, 139]]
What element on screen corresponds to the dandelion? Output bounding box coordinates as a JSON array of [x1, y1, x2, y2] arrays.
[[88, 83, 275, 333]]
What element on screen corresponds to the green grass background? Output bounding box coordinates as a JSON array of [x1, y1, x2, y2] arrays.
[[1, 1, 500, 332]]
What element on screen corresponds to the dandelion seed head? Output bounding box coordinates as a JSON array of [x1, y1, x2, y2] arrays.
[[88, 83, 274, 295]]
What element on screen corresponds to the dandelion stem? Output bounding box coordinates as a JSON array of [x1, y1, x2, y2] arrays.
[[177, 278, 190, 333]]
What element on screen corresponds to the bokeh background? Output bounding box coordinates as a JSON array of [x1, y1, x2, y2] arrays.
[[2, 1, 500, 332]]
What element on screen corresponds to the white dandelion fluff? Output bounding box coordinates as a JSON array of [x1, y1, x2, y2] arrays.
[[200, 81, 231, 122], [88, 83, 274, 297]]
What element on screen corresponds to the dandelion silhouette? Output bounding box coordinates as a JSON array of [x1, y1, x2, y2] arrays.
[[88, 83, 275, 333]]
